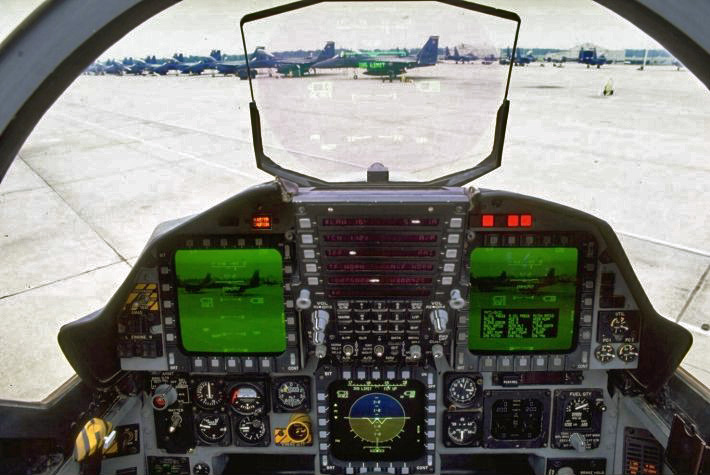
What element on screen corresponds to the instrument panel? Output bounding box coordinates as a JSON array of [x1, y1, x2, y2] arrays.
[[108, 184, 647, 475]]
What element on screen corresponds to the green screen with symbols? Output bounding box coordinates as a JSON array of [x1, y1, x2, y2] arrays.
[[175, 249, 286, 353], [468, 247, 579, 352]]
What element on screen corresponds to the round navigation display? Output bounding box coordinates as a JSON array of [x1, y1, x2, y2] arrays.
[[348, 393, 407, 444], [329, 379, 426, 462]]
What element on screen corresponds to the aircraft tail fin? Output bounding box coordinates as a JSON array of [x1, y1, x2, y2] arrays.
[[416, 36, 439, 66], [249, 270, 260, 288], [316, 41, 336, 62]]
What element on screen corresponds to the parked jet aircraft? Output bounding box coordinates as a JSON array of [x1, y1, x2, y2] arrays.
[[312, 36, 439, 80], [176, 57, 218, 75], [274, 41, 336, 76], [444, 46, 478, 63], [103, 61, 127, 75], [578, 47, 609, 68], [215, 47, 277, 78], [124, 59, 155, 75], [182, 271, 261, 295], [149, 58, 180, 75]]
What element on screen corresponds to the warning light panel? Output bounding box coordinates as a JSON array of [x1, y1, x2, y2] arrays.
[[478, 214, 533, 228], [252, 215, 272, 230]]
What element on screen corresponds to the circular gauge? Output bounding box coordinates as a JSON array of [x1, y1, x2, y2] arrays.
[[448, 376, 478, 406], [229, 383, 264, 415], [610, 315, 629, 336], [446, 413, 479, 446], [618, 344, 639, 362], [563, 397, 593, 429], [594, 344, 615, 363], [286, 421, 310, 443], [196, 414, 228, 444], [237, 415, 267, 444], [194, 380, 223, 410], [277, 380, 307, 410]]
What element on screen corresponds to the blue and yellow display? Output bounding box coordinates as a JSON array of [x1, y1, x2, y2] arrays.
[[468, 247, 579, 352], [175, 249, 286, 354]]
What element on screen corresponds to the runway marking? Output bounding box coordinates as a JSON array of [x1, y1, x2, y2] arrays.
[[617, 230, 710, 257], [54, 112, 262, 181], [59, 102, 367, 171]]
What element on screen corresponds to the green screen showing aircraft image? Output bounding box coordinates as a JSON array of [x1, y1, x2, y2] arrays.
[[468, 247, 579, 352], [175, 249, 286, 353]]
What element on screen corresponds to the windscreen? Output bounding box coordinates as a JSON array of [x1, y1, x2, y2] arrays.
[[175, 249, 286, 353], [242, 1, 516, 182]]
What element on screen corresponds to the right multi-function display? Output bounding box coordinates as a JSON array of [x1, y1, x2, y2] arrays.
[[468, 247, 579, 352]]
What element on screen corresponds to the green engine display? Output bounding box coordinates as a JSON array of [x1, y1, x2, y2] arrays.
[[174, 249, 286, 354], [468, 247, 579, 352]]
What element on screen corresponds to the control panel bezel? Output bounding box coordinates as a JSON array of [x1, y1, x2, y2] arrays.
[[155, 234, 300, 375]]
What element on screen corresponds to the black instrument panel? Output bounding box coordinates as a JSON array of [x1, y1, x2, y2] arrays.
[[105, 184, 660, 475]]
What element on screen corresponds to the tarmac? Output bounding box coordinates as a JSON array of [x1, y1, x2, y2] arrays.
[[0, 62, 708, 401]]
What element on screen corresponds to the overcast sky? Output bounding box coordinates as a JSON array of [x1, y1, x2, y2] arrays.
[[2, 0, 664, 59]]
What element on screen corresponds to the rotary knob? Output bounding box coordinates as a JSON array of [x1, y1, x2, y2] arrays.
[[429, 308, 449, 333], [449, 289, 465, 310], [296, 289, 312, 309], [569, 432, 587, 452], [374, 345, 385, 358], [311, 309, 329, 332], [409, 344, 422, 360], [342, 345, 354, 358]]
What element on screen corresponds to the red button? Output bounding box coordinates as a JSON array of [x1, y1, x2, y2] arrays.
[[152, 395, 166, 409]]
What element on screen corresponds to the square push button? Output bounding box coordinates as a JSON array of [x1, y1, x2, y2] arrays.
[[298, 218, 311, 229], [450, 217, 463, 228], [532, 355, 548, 371]]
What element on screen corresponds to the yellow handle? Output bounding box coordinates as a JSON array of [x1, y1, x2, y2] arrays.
[[73, 418, 113, 462]]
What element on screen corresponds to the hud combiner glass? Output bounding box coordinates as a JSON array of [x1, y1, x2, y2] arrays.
[[240, 0, 520, 187]]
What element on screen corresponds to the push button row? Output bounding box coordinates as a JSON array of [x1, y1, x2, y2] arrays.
[[336, 300, 423, 311]]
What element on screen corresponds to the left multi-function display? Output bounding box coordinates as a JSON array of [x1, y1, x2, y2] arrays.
[[174, 248, 286, 354]]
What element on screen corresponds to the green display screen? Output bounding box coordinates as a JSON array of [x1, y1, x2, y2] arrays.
[[175, 249, 286, 354], [468, 247, 579, 352]]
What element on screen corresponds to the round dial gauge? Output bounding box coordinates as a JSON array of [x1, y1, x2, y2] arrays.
[[594, 344, 615, 363], [237, 415, 267, 443], [194, 380, 223, 410], [196, 414, 228, 444], [610, 315, 629, 335], [286, 421, 310, 443], [446, 414, 479, 446], [563, 397, 593, 429], [277, 380, 307, 410], [229, 383, 264, 415], [448, 376, 478, 406], [618, 344, 639, 362]]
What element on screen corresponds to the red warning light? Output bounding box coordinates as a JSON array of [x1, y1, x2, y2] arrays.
[[481, 214, 495, 227], [520, 214, 533, 227], [152, 395, 166, 409], [507, 214, 520, 227], [251, 215, 272, 229]]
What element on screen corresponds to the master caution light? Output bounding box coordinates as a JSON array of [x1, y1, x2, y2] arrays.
[[251, 214, 272, 230]]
